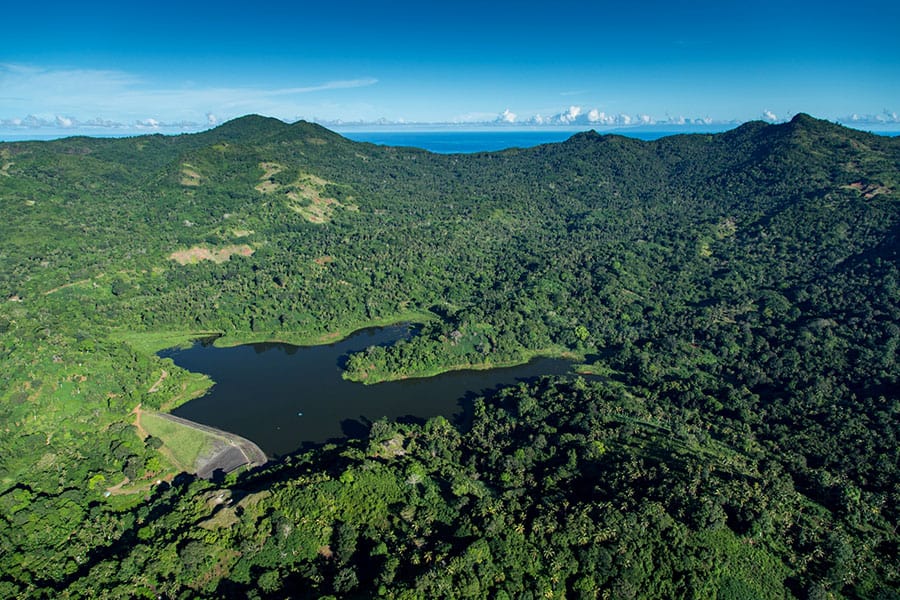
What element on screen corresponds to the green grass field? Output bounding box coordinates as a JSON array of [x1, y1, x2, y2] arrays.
[[112, 330, 224, 355], [141, 412, 216, 471]]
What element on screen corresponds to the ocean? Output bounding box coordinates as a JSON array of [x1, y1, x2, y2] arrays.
[[0, 129, 674, 150], [340, 129, 689, 153], [3, 127, 896, 154]]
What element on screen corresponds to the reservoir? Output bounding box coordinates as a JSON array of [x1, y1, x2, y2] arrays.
[[161, 324, 575, 457]]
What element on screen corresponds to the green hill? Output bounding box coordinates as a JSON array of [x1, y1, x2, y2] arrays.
[[0, 114, 897, 598]]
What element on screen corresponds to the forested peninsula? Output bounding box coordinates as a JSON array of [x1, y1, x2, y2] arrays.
[[0, 114, 898, 598]]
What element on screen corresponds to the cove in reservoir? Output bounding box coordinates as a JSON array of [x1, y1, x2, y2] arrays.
[[160, 325, 575, 457]]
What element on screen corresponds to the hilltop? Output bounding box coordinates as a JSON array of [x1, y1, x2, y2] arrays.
[[0, 114, 898, 598]]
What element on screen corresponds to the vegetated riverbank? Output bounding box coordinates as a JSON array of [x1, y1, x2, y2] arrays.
[[114, 310, 436, 355], [341, 344, 585, 384], [208, 310, 436, 348]]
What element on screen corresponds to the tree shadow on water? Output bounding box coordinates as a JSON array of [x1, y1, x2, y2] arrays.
[[340, 416, 372, 440]]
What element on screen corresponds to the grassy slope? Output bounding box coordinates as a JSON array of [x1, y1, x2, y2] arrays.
[[140, 412, 216, 472]]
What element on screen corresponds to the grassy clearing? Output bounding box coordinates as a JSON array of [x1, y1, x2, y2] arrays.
[[141, 412, 216, 471], [168, 244, 254, 265], [573, 361, 619, 377], [180, 164, 202, 186], [112, 330, 223, 354], [255, 166, 351, 223], [254, 161, 284, 193]]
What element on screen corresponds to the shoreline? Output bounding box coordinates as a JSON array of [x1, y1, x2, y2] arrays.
[[343, 346, 585, 385], [116, 310, 436, 355], [209, 311, 436, 349]]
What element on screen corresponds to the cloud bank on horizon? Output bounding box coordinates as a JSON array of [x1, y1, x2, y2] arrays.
[[1, 62, 898, 135], [0, 63, 388, 133]]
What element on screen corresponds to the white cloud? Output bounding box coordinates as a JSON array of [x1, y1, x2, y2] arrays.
[[497, 108, 517, 123], [762, 110, 778, 122], [840, 109, 900, 124], [445, 111, 496, 123], [588, 110, 619, 125], [206, 113, 218, 126], [530, 106, 653, 127], [559, 105, 582, 123], [55, 115, 74, 128], [271, 78, 378, 95]]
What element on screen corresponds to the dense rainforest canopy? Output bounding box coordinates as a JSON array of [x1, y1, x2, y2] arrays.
[[0, 114, 897, 598]]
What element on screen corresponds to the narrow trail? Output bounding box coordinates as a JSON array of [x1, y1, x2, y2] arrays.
[[43, 278, 92, 295], [105, 477, 131, 495], [105, 403, 267, 496], [43, 273, 103, 295], [131, 403, 190, 474], [147, 369, 168, 393], [132, 403, 146, 436]]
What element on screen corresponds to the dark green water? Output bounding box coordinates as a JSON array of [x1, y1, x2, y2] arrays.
[[161, 325, 574, 457]]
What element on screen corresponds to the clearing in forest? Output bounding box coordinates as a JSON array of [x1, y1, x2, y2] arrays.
[[254, 162, 357, 223], [0, 149, 11, 176], [180, 163, 203, 186], [845, 181, 891, 199], [169, 244, 254, 265], [255, 162, 284, 193]]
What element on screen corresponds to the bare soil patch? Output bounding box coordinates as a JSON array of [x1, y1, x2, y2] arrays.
[[845, 181, 892, 199], [169, 244, 254, 265]]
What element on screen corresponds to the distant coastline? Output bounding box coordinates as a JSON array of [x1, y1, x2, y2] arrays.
[[3, 124, 897, 149]]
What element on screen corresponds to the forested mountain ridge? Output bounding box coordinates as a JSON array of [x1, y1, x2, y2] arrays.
[[0, 115, 898, 598]]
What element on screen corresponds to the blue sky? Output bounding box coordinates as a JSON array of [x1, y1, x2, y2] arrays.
[[1, 0, 898, 134]]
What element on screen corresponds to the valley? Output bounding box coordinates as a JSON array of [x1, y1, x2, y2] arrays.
[[0, 114, 897, 598]]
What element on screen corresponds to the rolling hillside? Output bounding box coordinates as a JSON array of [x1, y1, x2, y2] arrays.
[[0, 114, 897, 598]]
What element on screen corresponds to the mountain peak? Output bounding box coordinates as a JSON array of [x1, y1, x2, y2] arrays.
[[209, 114, 290, 138], [784, 112, 849, 136], [789, 112, 817, 125]]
